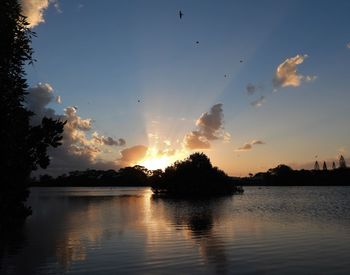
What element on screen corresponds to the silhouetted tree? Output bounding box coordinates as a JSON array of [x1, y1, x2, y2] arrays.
[[151, 153, 243, 197], [314, 161, 320, 170], [268, 164, 293, 176], [0, 0, 65, 226], [118, 166, 149, 186], [339, 155, 347, 169], [332, 161, 336, 170], [323, 161, 327, 171]]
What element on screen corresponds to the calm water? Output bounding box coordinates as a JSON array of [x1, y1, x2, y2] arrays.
[[1, 186, 350, 274]]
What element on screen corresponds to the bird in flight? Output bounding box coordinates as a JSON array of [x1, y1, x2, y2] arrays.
[[179, 10, 183, 19], [196, 41, 199, 44], [240, 60, 243, 63]]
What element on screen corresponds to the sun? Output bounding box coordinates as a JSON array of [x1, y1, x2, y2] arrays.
[[139, 156, 171, 171]]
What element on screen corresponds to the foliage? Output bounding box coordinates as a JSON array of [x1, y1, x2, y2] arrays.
[[0, 0, 65, 226], [33, 166, 151, 187], [244, 162, 350, 186], [150, 153, 243, 197]]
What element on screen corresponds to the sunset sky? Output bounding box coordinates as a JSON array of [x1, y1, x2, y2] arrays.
[[22, 0, 350, 176]]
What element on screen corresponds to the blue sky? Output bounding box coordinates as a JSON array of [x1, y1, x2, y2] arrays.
[[23, 0, 350, 175]]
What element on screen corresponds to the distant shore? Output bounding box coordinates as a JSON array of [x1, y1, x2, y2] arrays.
[[32, 161, 350, 188]]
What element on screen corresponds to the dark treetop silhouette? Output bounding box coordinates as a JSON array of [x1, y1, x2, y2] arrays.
[[150, 153, 243, 197], [0, 0, 65, 227], [243, 155, 350, 186], [34, 165, 151, 187]]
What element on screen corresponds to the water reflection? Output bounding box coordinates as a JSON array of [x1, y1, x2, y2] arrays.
[[1, 187, 350, 274], [151, 197, 231, 273]]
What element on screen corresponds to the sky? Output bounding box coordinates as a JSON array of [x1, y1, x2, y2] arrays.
[[21, 0, 350, 176]]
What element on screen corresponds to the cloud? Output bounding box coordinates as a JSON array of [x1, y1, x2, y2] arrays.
[[92, 132, 126, 147], [119, 145, 148, 164], [347, 42, 350, 49], [157, 148, 176, 157], [250, 96, 265, 108], [236, 143, 252, 151], [235, 140, 265, 152], [272, 54, 316, 89], [184, 104, 225, 149], [184, 131, 211, 149], [25, 83, 127, 176], [246, 83, 256, 95], [20, 0, 60, 28], [223, 132, 231, 142], [55, 95, 61, 104], [25, 83, 57, 124], [305, 75, 317, 82], [251, 140, 265, 145], [196, 104, 224, 140]]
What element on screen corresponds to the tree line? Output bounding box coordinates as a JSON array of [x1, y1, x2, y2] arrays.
[[1, 0, 65, 227], [242, 157, 350, 186], [34, 153, 244, 197]]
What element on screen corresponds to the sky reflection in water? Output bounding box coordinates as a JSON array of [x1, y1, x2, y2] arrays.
[[1, 187, 350, 274]]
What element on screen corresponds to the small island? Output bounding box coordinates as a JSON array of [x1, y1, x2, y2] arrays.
[[149, 153, 244, 197]]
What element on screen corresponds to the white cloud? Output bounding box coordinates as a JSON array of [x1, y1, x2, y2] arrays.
[[347, 42, 350, 49], [183, 104, 225, 149], [20, 0, 60, 28], [25, 83, 127, 176], [55, 95, 61, 104], [273, 54, 316, 89], [305, 75, 317, 82]]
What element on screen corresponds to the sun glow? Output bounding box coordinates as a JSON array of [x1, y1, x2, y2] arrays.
[[138, 146, 187, 171], [140, 156, 172, 171]]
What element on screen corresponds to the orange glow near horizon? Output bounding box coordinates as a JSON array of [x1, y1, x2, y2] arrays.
[[140, 156, 171, 170], [138, 146, 188, 171]]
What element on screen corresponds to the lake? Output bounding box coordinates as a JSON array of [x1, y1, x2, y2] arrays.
[[1, 186, 350, 274]]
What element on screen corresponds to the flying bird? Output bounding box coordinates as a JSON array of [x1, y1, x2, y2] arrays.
[[240, 60, 243, 63], [196, 41, 199, 44], [179, 10, 183, 19]]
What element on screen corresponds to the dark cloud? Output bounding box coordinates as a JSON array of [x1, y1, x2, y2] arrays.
[[184, 104, 225, 150], [235, 140, 266, 152], [250, 96, 265, 108], [184, 131, 211, 150], [236, 143, 252, 151], [25, 83, 57, 125], [92, 133, 126, 147], [251, 140, 265, 145], [246, 83, 256, 95]]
